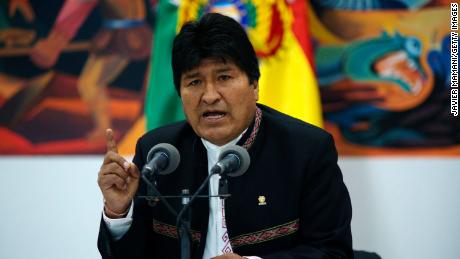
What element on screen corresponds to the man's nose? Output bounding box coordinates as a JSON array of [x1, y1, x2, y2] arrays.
[[202, 83, 221, 104]]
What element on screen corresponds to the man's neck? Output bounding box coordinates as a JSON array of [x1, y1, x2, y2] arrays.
[[201, 129, 247, 150]]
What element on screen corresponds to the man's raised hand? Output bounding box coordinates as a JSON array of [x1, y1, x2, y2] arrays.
[[97, 129, 140, 218]]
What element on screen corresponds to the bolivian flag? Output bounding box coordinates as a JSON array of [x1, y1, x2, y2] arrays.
[[145, 0, 323, 130]]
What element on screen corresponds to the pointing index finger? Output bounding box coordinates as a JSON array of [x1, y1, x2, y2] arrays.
[[106, 128, 118, 153]]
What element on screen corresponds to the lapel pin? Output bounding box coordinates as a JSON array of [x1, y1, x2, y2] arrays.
[[258, 195, 266, 206]]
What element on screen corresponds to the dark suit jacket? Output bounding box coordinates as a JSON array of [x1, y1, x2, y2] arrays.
[[98, 104, 353, 259]]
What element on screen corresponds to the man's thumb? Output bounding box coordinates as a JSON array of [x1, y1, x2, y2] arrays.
[[128, 162, 140, 179]]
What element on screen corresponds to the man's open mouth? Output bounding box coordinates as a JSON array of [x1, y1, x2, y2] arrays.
[[202, 111, 226, 120]]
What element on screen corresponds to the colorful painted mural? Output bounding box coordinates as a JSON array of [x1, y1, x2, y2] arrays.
[[310, 0, 459, 155], [0, 0, 154, 154], [1, 0, 458, 156]]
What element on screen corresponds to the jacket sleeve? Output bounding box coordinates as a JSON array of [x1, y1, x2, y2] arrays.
[[97, 137, 155, 259], [263, 133, 353, 259], [97, 200, 155, 259]]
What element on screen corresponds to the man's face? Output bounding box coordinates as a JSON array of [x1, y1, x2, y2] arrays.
[[180, 58, 258, 146]]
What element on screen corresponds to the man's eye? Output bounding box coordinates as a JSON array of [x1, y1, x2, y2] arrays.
[[218, 75, 232, 81], [188, 80, 201, 87]]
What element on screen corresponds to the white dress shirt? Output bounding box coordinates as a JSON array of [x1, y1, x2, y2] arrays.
[[200, 135, 242, 258]]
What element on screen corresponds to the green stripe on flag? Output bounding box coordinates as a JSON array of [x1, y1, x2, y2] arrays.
[[145, 0, 185, 131]]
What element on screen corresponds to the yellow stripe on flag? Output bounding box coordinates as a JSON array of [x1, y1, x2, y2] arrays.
[[258, 31, 323, 127]]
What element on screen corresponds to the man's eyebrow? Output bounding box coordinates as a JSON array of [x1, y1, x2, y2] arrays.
[[215, 67, 233, 73], [182, 72, 200, 80], [182, 66, 234, 79]]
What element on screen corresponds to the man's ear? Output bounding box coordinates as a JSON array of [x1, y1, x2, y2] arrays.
[[252, 80, 259, 101]]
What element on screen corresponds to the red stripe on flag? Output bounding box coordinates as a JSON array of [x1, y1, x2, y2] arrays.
[[290, 0, 315, 67]]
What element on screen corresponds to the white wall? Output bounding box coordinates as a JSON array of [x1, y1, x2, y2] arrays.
[[340, 157, 460, 259], [0, 157, 459, 259], [0, 157, 104, 259]]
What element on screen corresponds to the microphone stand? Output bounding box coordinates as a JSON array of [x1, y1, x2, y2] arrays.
[[218, 174, 229, 197], [180, 189, 191, 259], [140, 171, 230, 259]]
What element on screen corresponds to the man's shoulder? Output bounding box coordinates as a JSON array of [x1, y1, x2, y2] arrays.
[[259, 104, 331, 141]]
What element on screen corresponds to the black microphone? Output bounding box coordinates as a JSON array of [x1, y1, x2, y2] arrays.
[[211, 145, 250, 177], [142, 143, 180, 176]]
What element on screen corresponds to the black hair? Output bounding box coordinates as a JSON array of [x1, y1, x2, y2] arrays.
[[172, 13, 260, 95]]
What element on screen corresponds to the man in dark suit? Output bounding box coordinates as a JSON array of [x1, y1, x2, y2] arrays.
[[97, 13, 352, 259]]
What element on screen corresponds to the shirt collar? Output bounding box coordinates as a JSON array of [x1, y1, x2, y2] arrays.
[[201, 129, 247, 154]]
